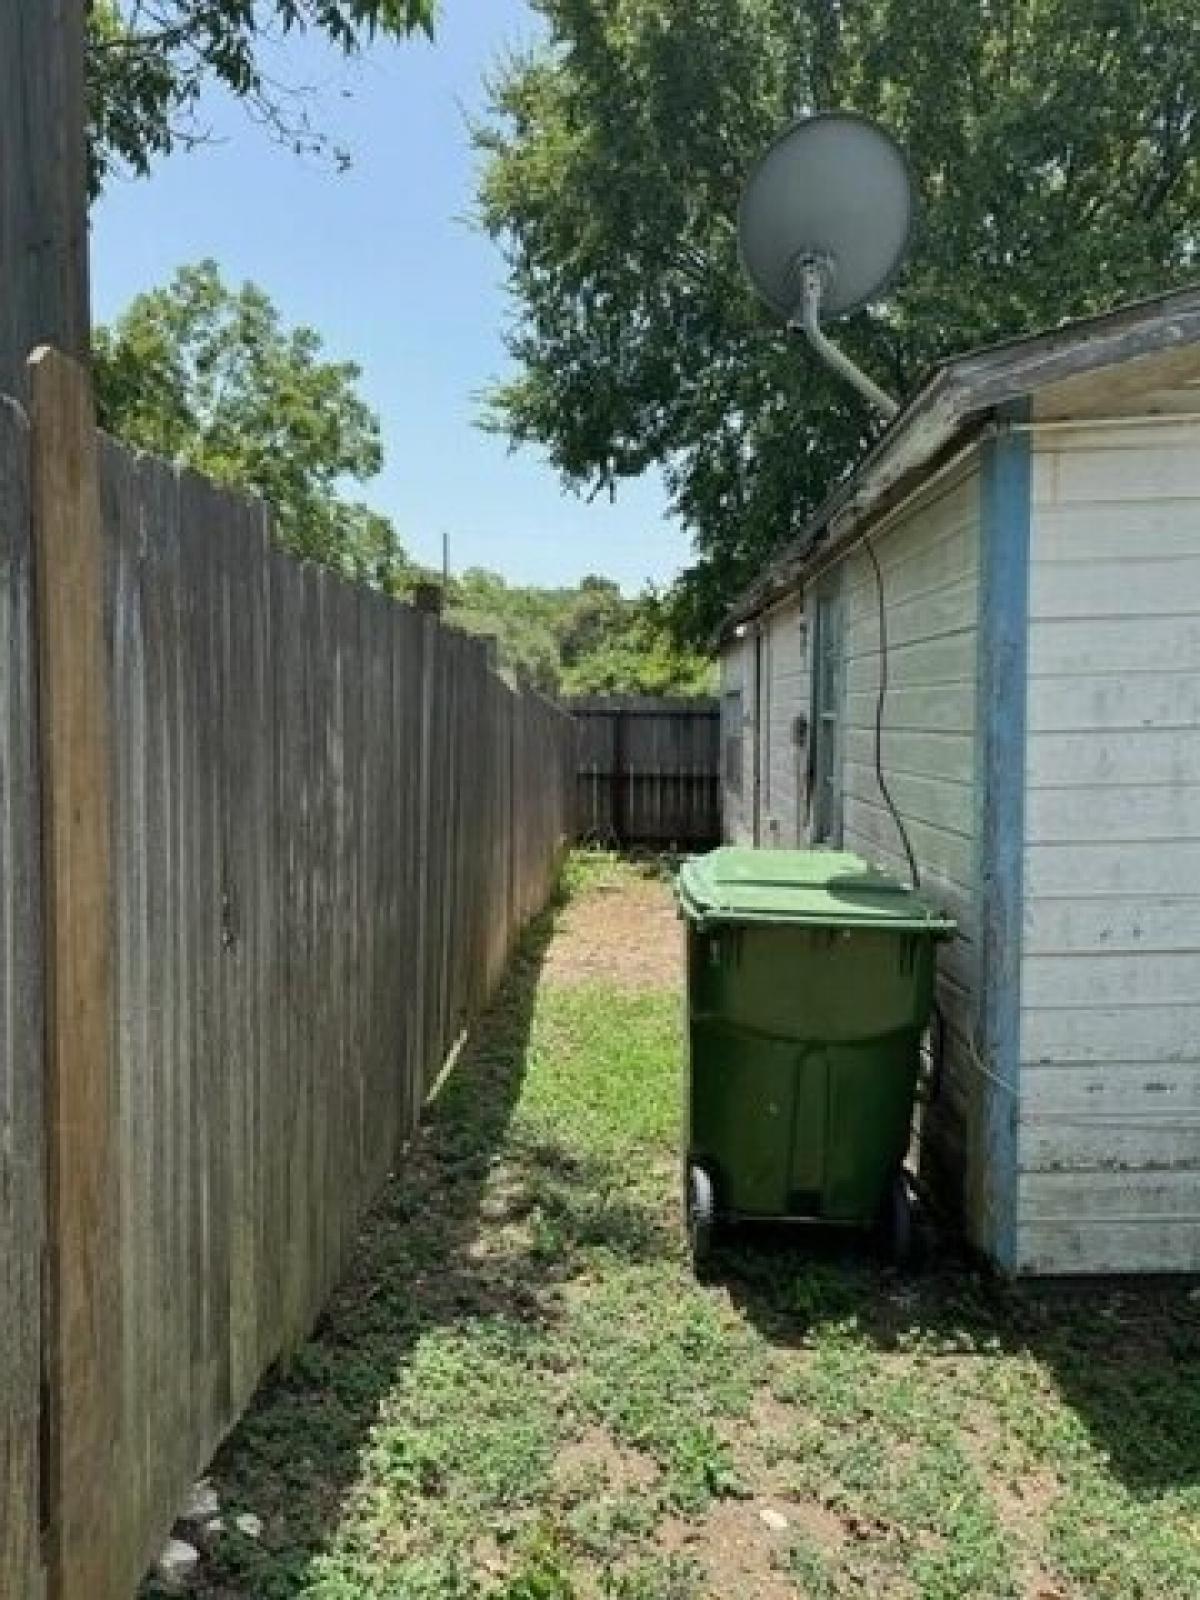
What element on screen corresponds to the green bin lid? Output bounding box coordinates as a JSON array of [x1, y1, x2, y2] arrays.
[[675, 847, 956, 934]]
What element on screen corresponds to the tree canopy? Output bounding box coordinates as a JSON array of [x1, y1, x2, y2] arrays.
[[477, 0, 1200, 642], [94, 260, 413, 586], [87, 0, 437, 191], [446, 569, 715, 697]]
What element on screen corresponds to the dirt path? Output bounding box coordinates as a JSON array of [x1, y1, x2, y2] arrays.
[[540, 859, 683, 992]]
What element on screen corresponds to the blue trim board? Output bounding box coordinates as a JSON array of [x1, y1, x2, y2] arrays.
[[976, 401, 1032, 1272]]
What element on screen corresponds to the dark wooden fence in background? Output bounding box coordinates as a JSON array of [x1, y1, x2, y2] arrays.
[[568, 694, 721, 848], [0, 352, 575, 1600]]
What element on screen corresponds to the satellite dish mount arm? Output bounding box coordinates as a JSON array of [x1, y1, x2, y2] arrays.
[[790, 256, 899, 421]]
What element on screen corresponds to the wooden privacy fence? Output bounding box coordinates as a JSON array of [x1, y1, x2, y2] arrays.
[[0, 351, 576, 1600], [568, 694, 721, 848]]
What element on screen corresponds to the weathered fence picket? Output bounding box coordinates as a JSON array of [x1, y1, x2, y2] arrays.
[[0, 395, 44, 1600], [0, 352, 575, 1600]]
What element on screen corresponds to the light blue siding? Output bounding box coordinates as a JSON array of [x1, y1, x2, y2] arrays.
[[975, 404, 1032, 1272]]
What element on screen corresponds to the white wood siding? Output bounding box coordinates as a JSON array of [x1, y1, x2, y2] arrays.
[[759, 595, 811, 847], [720, 638, 753, 844], [1019, 420, 1200, 1274], [834, 470, 984, 1207]]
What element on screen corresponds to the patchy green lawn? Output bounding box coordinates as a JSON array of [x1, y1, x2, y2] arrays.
[[161, 854, 1200, 1600]]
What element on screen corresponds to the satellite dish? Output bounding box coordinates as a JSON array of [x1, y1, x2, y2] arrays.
[[737, 112, 914, 416]]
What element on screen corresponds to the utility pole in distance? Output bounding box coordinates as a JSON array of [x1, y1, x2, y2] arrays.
[[0, 0, 91, 402]]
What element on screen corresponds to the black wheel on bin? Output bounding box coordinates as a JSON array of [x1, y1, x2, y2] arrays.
[[881, 1170, 913, 1268], [686, 1163, 716, 1270]]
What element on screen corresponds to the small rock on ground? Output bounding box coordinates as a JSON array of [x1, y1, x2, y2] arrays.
[[758, 1507, 789, 1533], [154, 1537, 200, 1589], [181, 1480, 220, 1524], [235, 1512, 263, 1538]]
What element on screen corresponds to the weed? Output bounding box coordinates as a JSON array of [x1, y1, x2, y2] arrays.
[[782, 1533, 837, 1599], [602, 1553, 704, 1599]]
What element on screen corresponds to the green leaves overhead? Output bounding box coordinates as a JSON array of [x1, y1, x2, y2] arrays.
[[87, 0, 438, 192], [477, 0, 1200, 642], [94, 260, 412, 587]]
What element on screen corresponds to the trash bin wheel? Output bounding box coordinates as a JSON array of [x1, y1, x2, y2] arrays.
[[686, 1163, 716, 1269], [881, 1170, 913, 1268]]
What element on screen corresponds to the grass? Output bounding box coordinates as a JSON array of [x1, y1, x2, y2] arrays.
[[151, 854, 1200, 1600]]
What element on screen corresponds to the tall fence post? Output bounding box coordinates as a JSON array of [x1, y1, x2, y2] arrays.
[[29, 348, 121, 1600], [0, 0, 91, 401], [1, 43, 94, 1580]]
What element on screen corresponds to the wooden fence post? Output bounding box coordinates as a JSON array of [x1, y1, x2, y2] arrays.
[[29, 348, 121, 1600], [0, 1, 91, 401]]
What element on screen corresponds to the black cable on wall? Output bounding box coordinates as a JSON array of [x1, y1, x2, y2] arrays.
[[863, 536, 948, 1102], [863, 537, 921, 891]]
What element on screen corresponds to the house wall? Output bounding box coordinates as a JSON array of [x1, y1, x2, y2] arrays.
[[758, 595, 812, 847], [832, 469, 985, 1216], [717, 469, 987, 1224], [719, 595, 812, 847], [719, 633, 754, 844], [719, 391, 1200, 1274], [1018, 419, 1200, 1274]]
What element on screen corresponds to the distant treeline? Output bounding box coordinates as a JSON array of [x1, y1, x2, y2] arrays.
[[423, 569, 715, 699]]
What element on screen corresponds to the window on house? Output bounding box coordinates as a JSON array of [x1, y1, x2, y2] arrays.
[[811, 588, 844, 845], [722, 689, 743, 794]]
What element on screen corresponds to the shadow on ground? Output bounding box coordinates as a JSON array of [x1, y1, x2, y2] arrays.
[[717, 1216, 1200, 1495]]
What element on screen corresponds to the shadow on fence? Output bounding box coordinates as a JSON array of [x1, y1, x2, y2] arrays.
[[185, 898, 564, 1594]]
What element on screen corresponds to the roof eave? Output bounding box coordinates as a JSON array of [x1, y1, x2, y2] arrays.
[[715, 363, 965, 644], [716, 283, 1200, 648]]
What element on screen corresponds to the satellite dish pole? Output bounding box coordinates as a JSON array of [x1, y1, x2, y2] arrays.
[[737, 111, 915, 421], [793, 256, 899, 419]]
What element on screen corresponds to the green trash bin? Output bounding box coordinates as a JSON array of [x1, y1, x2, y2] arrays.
[[674, 847, 955, 1266]]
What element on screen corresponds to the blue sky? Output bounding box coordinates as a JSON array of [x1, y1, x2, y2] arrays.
[[91, 2, 691, 593]]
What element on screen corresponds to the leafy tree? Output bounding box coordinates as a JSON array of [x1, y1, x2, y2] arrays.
[[94, 260, 412, 585], [477, 0, 1200, 642], [442, 568, 715, 696], [556, 576, 627, 672], [448, 566, 567, 692], [559, 589, 716, 696], [87, 0, 437, 192]]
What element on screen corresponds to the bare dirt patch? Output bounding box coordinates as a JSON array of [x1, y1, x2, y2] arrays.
[[554, 1425, 660, 1496], [542, 872, 684, 991], [659, 1499, 817, 1600]]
